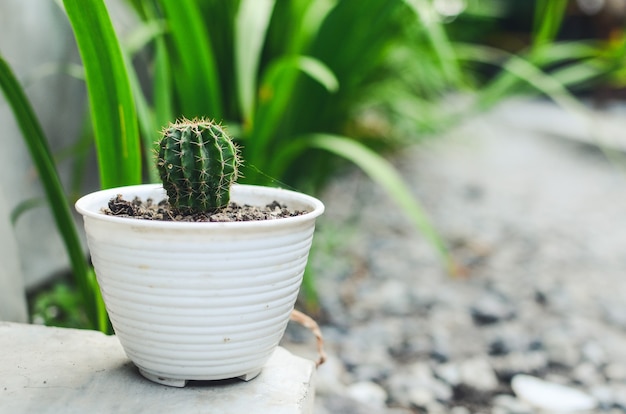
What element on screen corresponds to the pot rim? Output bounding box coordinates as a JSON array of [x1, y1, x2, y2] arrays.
[[75, 183, 324, 229]]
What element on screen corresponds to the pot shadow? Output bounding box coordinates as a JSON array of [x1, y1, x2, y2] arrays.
[[117, 362, 250, 389], [186, 378, 241, 388]]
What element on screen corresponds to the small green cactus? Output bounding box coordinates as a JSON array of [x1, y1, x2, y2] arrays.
[[156, 118, 241, 213]]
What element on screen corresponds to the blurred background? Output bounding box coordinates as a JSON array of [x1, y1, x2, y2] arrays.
[[0, 0, 623, 316], [0, 0, 626, 392], [1, 0, 626, 410]]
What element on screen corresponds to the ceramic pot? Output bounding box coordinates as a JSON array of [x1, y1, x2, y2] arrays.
[[75, 184, 324, 387]]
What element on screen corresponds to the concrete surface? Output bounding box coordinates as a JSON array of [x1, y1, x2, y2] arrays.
[[0, 323, 315, 414]]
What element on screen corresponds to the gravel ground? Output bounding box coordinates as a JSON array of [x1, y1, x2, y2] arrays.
[[281, 99, 626, 413]]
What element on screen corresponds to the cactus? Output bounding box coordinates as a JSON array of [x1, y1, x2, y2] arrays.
[[156, 118, 241, 213]]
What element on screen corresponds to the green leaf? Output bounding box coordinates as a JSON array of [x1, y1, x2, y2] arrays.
[[123, 48, 159, 183], [458, 42, 626, 175], [123, 19, 165, 57], [235, 0, 276, 126], [248, 55, 338, 167], [296, 56, 339, 93], [63, 0, 142, 189], [139, 1, 173, 135], [158, 0, 222, 118], [285, 0, 336, 53], [532, 0, 567, 48], [275, 134, 456, 274], [119, 15, 161, 183], [10, 197, 47, 226], [455, 43, 587, 112], [0, 56, 105, 331], [402, 0, 463, 87], [153, 30, 174, 134]]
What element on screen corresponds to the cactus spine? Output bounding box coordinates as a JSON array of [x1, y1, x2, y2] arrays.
[[157, 118, 240, 213]]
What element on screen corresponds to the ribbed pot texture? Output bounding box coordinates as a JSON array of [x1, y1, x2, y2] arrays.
[[75, 184, 324, 386]]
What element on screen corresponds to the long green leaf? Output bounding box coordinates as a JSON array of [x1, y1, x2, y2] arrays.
[[10, 198, 47, 226], [532, 0, 567, 48], [124, 50, 159, 183], [248, 55, 338, 174], [141, 1, 173, 137], [123, 19, 164, 56], [455, 43, 587, 112], [121, 20, 164, 183], [458, 43, 626, 177], [235, 0, 276, 126], [159, 0, 222, 118], [152, 24, 174, 135], [0, 56, 105, 331], [63, 0, 142, 189], [291, 0, 336, 53], [275, 134, 456, 274], [403, 0, 463, 86], [296, 56, 339, 92]]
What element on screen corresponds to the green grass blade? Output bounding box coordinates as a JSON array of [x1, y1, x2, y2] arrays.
[[244, 55, 338, 183], [530, 41, 618, 89], [235, 0, 276, 126], [153, 31, 174, 134], [291, 0, 336, 52], [63, 0, 142, 189], [159, 0, 222, 118], [455, 43, 587, 112], [0, 56, 103, 331], [123, 18, 164, 57], [296, 56, 339, 93], [140, 2, 174, 135], [124, 50, 159, 183], [531, 41, 600, 64], [119, 19, 163, 183], [276, 134, 456, 274], [460, 42, 626, 178], [10, 197, 47, 226], [403, 0, 463, 86], [532, 0, 567, 48], [22, 62, 85, 85]]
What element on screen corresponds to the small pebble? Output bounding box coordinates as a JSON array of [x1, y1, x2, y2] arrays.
[[470, 293, 516, 325], [346, 381, 388, 408], [511, 374, 597, 412], [459, 357, 499, 392]]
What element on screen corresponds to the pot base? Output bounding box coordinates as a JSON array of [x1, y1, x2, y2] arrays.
[[137, 367, 262, 387]]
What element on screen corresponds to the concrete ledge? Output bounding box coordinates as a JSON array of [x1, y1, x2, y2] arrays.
[[0, 322, 315, 414]]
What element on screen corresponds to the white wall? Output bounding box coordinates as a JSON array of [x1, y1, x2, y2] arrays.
[[0, 185, 27, 322]]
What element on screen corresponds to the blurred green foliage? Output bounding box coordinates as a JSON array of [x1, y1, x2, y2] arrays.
[[124, 0, 470, 191], [29, 282, 90, 329], [3, 0, 625, 328]]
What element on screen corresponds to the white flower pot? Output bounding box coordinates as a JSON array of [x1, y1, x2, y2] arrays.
[[75, 184, 324, 387]]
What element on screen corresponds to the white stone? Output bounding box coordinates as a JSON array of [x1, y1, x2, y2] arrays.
[[434, 362, 461, 387], [511, 374, 597, 412], [303, 352, 347, 396], [0, 322, 316, 414], [604, 363, 626, 382], [492, 394, 533, 414], [581, 341, 607, 366], [459, 357, 499, 392], [346, 381, 388, 408], [408, 388, 436, 407]]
